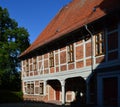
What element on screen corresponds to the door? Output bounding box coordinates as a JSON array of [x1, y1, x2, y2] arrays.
[[56, 90, 60, 101], [103, 77, 118, 106]]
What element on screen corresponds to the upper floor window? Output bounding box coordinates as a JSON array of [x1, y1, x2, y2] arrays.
[[67, 44, 74, 62], [33, 56, 37, 70], [49, 51, 54, 67], [95, 32, 105, 56], [25, 59, 29, 72], [29, 58, 33, 71]]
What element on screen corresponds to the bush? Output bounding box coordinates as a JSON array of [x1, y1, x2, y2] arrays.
[[0, 90, 23, 103]]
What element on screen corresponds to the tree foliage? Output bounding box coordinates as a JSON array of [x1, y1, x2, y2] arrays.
[[0, 6, 30, 90]]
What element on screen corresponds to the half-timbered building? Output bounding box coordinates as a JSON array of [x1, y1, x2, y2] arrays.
[[19, 0, 120, 106]]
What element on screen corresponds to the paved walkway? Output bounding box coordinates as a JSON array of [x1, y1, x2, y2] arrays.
[[0, 102, 70, 107], [1, 102, 113, 107]]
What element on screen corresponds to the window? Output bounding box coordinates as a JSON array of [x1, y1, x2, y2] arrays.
[[40, 82, 44, 95], [33, 57, 37, 70], [67, 44, 74, 62], [29, 58, 33, 71], [95, 32, 105, 56], [26, 82, 34, 94], [26, 59, 29, 72], [49, 51, 54, 67], [30, 83, 34, 94], [27, 84, 30, 94]]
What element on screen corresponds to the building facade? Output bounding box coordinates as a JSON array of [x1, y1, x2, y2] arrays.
[[19, 0, 120, 106]]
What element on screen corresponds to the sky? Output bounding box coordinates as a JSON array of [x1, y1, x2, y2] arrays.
[[0, 0, 71, 43]]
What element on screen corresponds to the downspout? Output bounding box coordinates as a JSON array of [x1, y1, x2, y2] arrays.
[[84, 6, 97, 73], [84, 25, 94, 105], [84, 25, 94, 73]]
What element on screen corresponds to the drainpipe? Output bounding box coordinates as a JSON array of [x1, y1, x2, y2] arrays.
[[84, 25, 94, 73], [84, 25, 94, 105]]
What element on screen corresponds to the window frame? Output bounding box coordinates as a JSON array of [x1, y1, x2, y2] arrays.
[[30, 83, 34, 94], [67, 44, 74, 63], [26, 83, 35, 95], [49, 51, 54, 67], [33, 56, 37, 71], [25, 59, 29, 72], [95, 31, 105, 56], [39, 82, 44, 95]]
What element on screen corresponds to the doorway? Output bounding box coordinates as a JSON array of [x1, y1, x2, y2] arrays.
[[103, 77, 118, 106], [56, 90, 60, 100]]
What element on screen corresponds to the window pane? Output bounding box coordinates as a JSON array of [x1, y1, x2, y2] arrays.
[[100, 43, 103, 54], [49, 52, 54, 67], [40, 83, 44, 94], [95, 32, 105, 56], [31, 84, 34, 94], [25, 59, 29, 71], [99, 32, 104, 41], [96, 35, 99, 42], [27, 84, 30, 94], [67, 44, 74, 62], [96, 44, 98, 55]]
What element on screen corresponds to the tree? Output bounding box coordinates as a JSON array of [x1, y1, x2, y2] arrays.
[[0, 6, 30, 90]]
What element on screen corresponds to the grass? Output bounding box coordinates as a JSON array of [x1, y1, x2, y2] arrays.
[[0, 90, 23, 103]]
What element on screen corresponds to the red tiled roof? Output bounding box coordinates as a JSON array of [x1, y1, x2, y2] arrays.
[[19, 0, 120, 58]]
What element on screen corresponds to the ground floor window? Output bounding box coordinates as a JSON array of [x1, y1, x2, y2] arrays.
[[26, 82, 34, 94], [30, 83, 34, 94], [27, 84, 30, 94], [40, 82, 44, 95], [24, 81, 45, 95]]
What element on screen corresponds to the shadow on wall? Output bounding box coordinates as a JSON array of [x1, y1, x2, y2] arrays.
[[69, 0, 120, 106]]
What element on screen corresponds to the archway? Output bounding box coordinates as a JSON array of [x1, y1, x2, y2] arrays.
[[47, 80, 61, 101], [65, 77, 86, 104]]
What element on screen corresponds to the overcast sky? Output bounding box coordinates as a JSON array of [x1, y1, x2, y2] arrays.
[[0, 0, 71, 43]]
